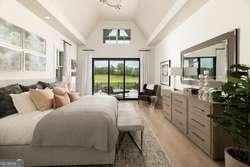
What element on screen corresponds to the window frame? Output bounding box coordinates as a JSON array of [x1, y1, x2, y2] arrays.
[[103, 28, 131, 45]]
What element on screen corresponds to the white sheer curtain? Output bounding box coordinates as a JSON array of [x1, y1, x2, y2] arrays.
[[63, 42, 73, 90], [140, 50, 150, 90], [78, 49, 94, 95], [83, 52, 93, 95]]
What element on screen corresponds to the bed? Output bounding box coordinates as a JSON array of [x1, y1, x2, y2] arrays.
[[0, 95, 119, 166]]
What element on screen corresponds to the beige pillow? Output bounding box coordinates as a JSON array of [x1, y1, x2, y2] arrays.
[[54, 93, 70, 108], [68, 92, 80, 102], [10, 92, 37, 113], [53, 86, 69, 95], [29, 88, 54, 111]]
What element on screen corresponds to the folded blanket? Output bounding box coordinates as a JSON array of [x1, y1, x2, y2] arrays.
[[32, 95, 118, 152]]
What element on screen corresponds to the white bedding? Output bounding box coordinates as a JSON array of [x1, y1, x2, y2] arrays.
[[0, 110, 53, 145]]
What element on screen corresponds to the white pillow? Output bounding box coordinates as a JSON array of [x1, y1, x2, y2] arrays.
[[10, 92, 37, 114]]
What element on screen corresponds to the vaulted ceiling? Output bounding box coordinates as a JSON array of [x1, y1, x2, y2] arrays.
[[49, 0, 177, 38], [17, 0, 193, 45]]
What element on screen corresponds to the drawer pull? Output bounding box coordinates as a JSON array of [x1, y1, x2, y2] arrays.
[[174, 109, 183, 115], [191, 118, 205, 127], [191, 131, 205, 142]]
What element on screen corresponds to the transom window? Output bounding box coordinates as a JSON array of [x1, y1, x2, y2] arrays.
[[103, 28, 131, 44]]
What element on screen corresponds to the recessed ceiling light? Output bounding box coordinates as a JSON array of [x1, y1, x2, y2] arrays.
[[44, 16, 50, 20]]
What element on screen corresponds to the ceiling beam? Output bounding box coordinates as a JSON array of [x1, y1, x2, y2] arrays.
[[17, 0, 87, 45]]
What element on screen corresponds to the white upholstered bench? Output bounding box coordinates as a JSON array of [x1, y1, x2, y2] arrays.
[[117, 107, 144, 152]]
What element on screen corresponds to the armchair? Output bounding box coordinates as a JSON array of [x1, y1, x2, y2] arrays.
[[138, 84, 159, 104]]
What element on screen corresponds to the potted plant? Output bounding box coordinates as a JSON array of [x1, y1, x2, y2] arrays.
[[208, 64, 250, 167]]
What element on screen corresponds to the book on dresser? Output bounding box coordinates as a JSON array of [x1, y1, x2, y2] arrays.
[[161, 89, 232, 160]]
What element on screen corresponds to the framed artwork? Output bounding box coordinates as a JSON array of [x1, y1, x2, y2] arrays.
[[160, 60, 171, 86]]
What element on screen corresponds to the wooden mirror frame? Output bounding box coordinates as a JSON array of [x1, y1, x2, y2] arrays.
[[181, 29, 238, 87]]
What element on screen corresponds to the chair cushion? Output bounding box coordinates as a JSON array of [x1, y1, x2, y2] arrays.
[[0, 84, 23, 118]]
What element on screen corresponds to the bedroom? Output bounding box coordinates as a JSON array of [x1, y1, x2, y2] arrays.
[[0, 0, 249, 167]]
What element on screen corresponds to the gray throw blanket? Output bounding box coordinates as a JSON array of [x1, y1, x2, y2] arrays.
[[31, 95, 118, 152]]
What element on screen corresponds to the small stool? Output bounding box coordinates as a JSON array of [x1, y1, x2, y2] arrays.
[[117, 108, 144, 153]]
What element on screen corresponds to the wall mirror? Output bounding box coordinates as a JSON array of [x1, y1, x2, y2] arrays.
[[181, 29, 238, 86]]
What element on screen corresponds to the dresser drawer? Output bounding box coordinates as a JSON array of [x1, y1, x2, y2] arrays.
[[162, 96, 171, 105], [172, 93, 187, 109], [172, 105, 187, 121], [189, 112, 210, 136], [173, 116, 187, 134], [162, 104, 172, 120], [189, 98, 210, 117], [188, 124, 210, 155], [162, 89, 172, 97]]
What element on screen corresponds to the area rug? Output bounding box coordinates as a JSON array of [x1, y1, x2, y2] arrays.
[[113, 121, 170, 167], [86, 114, 170, 167], [62, 103, 171, 167]]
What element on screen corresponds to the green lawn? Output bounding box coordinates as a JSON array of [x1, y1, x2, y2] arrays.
[[94, 74, 138, 83]]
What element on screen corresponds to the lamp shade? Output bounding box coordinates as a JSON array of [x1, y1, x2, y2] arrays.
[[184, 67, 198, 76], [170, 67, 182, 77]]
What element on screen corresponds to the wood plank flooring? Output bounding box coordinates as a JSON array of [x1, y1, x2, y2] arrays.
[[121, 101, 224, 167]]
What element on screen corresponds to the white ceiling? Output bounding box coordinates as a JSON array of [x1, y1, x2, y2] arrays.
[[48, 0, 177, 39], [18, 0, 190, 45]]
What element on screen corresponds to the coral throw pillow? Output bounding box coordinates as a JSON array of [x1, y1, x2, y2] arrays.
[[68, 92, 80, 102], [53, 86, 69, 95], [54, 93, 70, 108], [29, 88, 54, 111]]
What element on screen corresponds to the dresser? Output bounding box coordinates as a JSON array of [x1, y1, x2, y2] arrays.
[[161, 89, 230, 160], [161, 89, 172, 121], [172, 92, 188, 134]]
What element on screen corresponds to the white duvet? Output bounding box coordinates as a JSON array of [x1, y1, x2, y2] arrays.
[[0, 110, 53, 145]]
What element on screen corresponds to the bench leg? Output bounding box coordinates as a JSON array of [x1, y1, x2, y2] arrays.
[[116, 132, 126, 153], [141, 130, 143, 151], [128, 131, 143, 153]]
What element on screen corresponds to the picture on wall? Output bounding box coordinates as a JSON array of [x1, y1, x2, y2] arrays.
[[0, 46, 22, 71], [160, 60, 171, 86]]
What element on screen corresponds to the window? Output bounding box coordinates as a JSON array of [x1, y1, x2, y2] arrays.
[[0, 18, 47, 72], [56, 49, 64, 82], [103, 28, 131, 44]]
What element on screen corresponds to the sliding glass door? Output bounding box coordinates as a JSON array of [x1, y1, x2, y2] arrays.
[[92, 58, 140, 100]]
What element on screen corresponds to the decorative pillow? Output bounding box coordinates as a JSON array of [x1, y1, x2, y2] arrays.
[[0, 84, 23, 118], [54, 93, 70, 108], [20, 84, 40, 92], [37, 81, 55, 89], [29, 88, 54, 111], [53, 86, 69, 95], [10, 92, 37, 114], [68, 92, 80, 102]]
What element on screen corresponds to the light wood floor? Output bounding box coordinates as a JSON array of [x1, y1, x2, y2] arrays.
[[122, 101, 224, 167]]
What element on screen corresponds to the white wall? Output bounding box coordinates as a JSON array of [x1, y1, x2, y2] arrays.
[[87, 21, 147, 58], [0, 0, 77, 81], [154, 0, 250, 89]]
